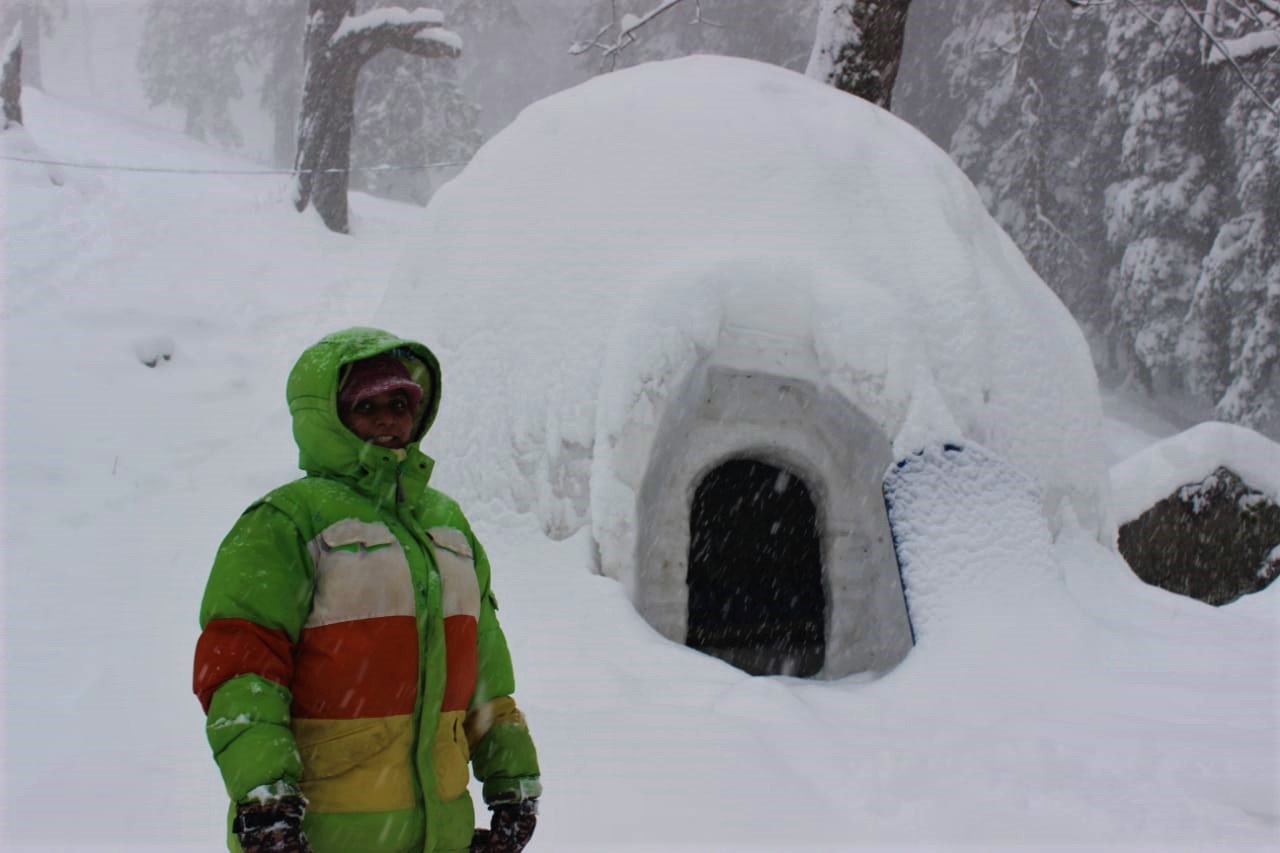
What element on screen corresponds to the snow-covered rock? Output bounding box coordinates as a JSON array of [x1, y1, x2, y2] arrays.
[[1111, 421, 1280, 605], [1110, 420, 1280, 525]]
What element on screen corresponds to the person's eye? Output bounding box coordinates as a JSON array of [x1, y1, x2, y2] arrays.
[[391, 399, 409, 413], [354, 401, 373, 414]]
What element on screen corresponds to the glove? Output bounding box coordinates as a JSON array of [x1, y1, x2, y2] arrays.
[[233, 795, 312, 853], [470, 798, 538, 853]]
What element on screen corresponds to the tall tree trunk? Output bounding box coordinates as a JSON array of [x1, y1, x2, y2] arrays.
[[2, 24, 22, 129], [807, 0, 912, 109], [17, 4, 39, 90], [293, 0, 461, 234]]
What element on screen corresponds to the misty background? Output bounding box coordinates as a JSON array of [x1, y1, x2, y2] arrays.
[[8, 0, 1279, 440]]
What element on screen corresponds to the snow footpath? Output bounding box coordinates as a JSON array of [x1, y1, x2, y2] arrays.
[[2, 92, 1277, 851]]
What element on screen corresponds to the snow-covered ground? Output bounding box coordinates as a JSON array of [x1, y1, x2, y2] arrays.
[[2, 88, 1277, 852]]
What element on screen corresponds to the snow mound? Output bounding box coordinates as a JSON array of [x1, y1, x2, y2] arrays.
[[381, 55, 1109, 540], [0, 120, 78, 194], [1110, 421, 1280, 525], [884, 442, 1059, 639]]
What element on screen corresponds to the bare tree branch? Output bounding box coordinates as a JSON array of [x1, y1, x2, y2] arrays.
[[569, 0, 688, 59], [568, 21, 615, 56]]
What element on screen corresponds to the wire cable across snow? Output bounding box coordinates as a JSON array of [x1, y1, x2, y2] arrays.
[[0, 154, 470, 175]]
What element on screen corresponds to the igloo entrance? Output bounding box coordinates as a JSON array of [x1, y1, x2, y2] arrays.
[[687, 458, 825, 676], [627, 326, 917, 680]]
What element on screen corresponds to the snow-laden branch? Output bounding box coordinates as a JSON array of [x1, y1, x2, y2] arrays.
[[331, 6, 461, 58], [294, 0, 462, 232], [1175, 0, 1278, 116], [569, 0, 687, 58], [620, 0, 684, 38], [332, 7, 443, 43], [1207, 26, 1280, 63], [1068, 0, 1278, 117]]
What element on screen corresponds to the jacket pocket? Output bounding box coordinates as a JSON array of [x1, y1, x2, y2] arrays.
[[433, 709, 471, 802], [306, 518, 415, 628], [427, 527, 481, 620], [293, 716, 417, 813], [296, 718, 396, 780]]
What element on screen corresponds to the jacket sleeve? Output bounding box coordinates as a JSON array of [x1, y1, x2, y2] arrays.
[[462, 530, 542, 806], [194, 502, 315, 802]]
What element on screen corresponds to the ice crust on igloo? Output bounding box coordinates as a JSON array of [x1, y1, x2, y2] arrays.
[[380, 55, 1110, 553]]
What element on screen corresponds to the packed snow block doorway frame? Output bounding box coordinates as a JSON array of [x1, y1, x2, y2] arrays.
[[633, 333, 914, 679]]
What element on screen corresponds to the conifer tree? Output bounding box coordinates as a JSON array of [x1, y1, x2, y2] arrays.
[[1180, 2, 1280, 434], [137, 0, 250, 147], [1097, 6, 1223, 391], [250, 0, 309, 168], [351, 47, 480, 204]]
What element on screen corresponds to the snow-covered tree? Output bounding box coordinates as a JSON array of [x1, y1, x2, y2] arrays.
[[570, 0, 818, 74], [806, 0, 912, 108], [897, 0, 1277, 437], [1179, 1, 1280, 434], [930, 2, 1112, 337], [346, 0, 485, 205], [0, 0, 65, 91], [351, 45, 481, 205], [243, 0, 484, 200], [1097, 7, 1223, 390], [292, 0, 462, 233], [439, 0, 552, 136], [569, 0, 911, 108], [137, 0, 251, 147], [250, 0, 309, 168], [2, 23, 22, 129]]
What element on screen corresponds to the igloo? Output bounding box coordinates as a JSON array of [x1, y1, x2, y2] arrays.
[[379, 56, 1110, 679]]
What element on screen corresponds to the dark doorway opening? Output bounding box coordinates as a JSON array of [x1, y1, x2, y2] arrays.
[[687, 458, 825, 676]]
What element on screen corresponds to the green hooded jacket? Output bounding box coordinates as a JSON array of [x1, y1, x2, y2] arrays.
[[194, 328, 540, 853]]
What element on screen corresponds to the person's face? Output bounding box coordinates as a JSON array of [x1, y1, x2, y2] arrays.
[[340, 389, 415, 449]]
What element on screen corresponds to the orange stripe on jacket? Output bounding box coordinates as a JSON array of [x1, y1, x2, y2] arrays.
[[292, 615, 419, 719], [193, 618, 294, 712], [441, 615, 478, 712]]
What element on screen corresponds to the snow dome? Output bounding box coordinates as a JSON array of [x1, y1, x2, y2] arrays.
[[379, 55, 1109, 680]]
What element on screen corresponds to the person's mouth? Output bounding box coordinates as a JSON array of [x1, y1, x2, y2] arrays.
[[371, 435, 402, 446]]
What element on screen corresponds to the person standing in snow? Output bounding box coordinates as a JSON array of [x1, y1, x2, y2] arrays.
[[193, 327, 540, 853]]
